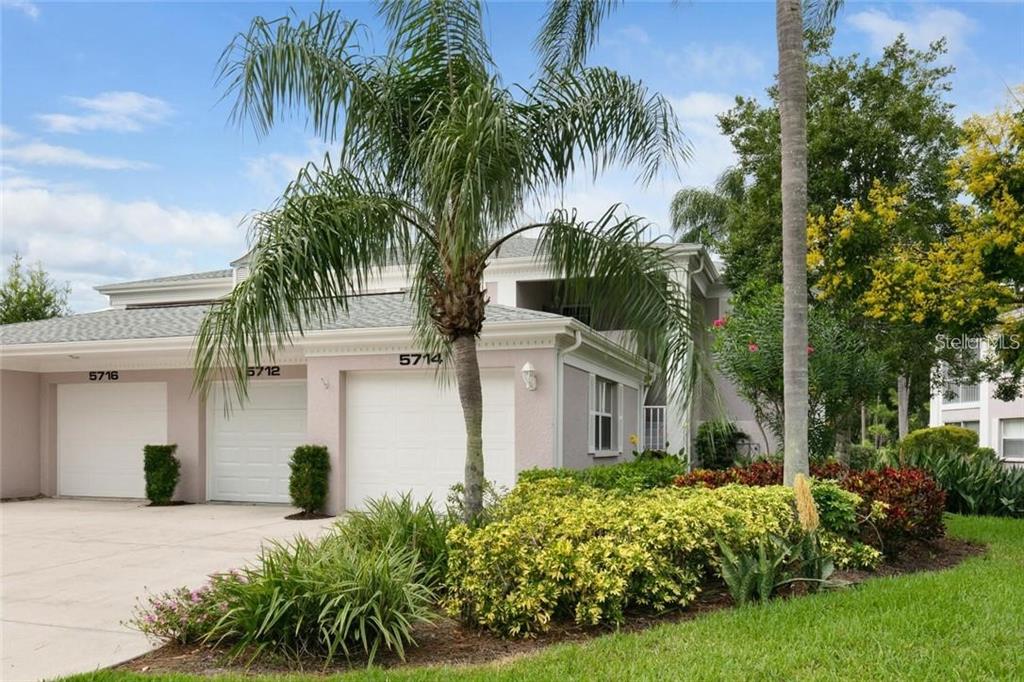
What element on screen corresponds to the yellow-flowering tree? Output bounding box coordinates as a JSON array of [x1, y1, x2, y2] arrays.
[[808, 182, 948, 438], [862, 98, 1024, 400], [809, 95, 1024, 414]]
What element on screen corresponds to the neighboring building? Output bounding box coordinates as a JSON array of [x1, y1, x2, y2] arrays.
[[0, 237, 763, 512], [929, 338, 1024, 465]]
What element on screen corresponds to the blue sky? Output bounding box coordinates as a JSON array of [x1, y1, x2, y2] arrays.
[[2, 1, 1022, 311]]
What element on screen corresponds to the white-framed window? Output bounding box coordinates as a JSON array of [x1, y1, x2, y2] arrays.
[[589, 375, 621, 454], [945, 420, 980, 433], [1000, 418, 1024, 461], [941, 340, 982, 404]]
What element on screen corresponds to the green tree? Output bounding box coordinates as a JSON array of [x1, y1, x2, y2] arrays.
[[716, 34, 959, 295], [0, 254, 71, 324], [712, 286, 885, 460], [195, 2, 694, 519]]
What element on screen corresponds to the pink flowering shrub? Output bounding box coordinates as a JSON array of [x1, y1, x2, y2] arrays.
[[127, 572, 241, 644]]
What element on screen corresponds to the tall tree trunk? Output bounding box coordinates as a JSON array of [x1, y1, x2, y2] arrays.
[[860, 403, 867, 444], [453, 334, 485, 521], [777, 0, 810, 486], [897, 374, 911, 440]]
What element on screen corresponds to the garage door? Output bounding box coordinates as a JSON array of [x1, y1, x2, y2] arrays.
[[207, 380, 307, 503], [345, 369, 515, 510], [58, 382, 167, 498]]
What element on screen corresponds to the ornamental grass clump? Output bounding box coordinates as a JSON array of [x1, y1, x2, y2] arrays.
[[444, 479, 801, 636]]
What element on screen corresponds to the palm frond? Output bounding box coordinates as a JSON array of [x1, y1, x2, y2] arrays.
[[192, 160, 428, 403], [527, 66, 689, 185], [538, 206, 700, 411], [535, 0, 622, 72], [217, 7, 374, 140], [804, 0, 844, 31]]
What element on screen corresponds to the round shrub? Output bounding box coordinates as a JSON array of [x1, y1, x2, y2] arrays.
[[675, 460, 946, 554], [143, 444, 180, 505], [900, 426, 978, 462], [848, 443, 877, 470], [444, 479, 801, 636], [288, 444, 330, 514], [843, 467, 946, 549], [518, 457, 684, 493], [695, 420, 749, 470]]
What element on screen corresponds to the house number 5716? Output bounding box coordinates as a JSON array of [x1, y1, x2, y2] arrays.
[[88, 371, 119, 381]]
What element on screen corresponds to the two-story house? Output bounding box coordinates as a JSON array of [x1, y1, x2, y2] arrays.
[[929, 337, 1024, 465], [0, 237, 765, 513]]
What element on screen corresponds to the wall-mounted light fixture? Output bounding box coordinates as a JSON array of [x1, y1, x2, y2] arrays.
[[321, 376, 331, 390], [521, 362, 537, 391]]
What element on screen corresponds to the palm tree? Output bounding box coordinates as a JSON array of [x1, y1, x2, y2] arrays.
[[776, 0, 810, 484], [775, 0, 841, 484], [669, 168, 745, 247], [194, 1, 695, 519]]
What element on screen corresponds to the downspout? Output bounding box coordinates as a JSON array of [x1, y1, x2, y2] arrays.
[[555, 329, 584, 468]]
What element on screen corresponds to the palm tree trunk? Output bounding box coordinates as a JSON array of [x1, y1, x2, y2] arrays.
[[452, 334, 485, 521], [777, 0, 810, 486], [897, 374, 910, 440]]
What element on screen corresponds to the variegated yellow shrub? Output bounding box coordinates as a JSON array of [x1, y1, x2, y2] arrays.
[[444, 480, 802, 636]]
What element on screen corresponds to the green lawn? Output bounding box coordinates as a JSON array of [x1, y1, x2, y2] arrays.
[[67, 515, 1024, 682]]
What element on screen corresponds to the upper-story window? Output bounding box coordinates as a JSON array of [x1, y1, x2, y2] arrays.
[[942, 339, 982, 404]]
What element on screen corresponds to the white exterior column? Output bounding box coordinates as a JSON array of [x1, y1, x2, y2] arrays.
[[306, 358, 344, 515], [665, 260, 693, 462], [979, 338, 992, 449]]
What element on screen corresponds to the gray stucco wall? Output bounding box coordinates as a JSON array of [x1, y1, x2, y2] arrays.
[[561, 364, 640, 469], [562, 365, 591, 469], [1, 370, 41, 498]]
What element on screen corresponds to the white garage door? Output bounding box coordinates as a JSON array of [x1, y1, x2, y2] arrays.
[[345, 369, 515, 510], [207, 380, 307, 503], [58, 382, 168, 498]]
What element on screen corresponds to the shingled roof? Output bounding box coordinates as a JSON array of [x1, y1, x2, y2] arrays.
[[0, 293, 564, 346]]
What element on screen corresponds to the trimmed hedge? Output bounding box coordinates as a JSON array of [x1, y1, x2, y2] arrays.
[[288, 445, 330, 514], [445, 479, 801, 635], [675, 460, 946, 553], [901, 426, 978, 462], [143, 444, 180, 505], [445, 477, 876, 636], [518, 456, 685, 492]]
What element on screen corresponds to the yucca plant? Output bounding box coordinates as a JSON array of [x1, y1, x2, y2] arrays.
[[717, 534, 793, 606], [193, 0, 697, 521]]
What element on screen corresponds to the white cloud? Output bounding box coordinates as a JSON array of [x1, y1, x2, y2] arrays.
[[1, 0, 39, 19], [37, 91, 173, 134], [3, 142, 154, 170], [847, 8, 976, 55], [617, 25, 650, 46], [670, 44, 763, 80], [243, 139, 335, 200], [0, 124, 20, 141], [1, 184, 245, 311], [671, 91, 737, 189]]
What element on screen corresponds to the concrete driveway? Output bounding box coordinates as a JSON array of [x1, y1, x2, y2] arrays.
[[1, 499, 336, 681]]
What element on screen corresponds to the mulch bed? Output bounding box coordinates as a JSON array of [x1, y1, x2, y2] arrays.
[[117, 536, 984, 677], [285, 511, 335, 521], [147, 501, 195, 508]]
